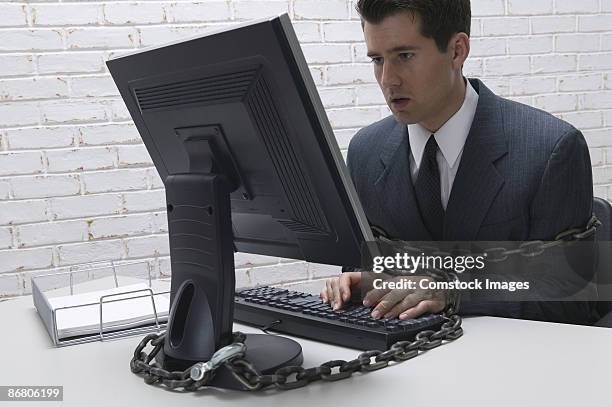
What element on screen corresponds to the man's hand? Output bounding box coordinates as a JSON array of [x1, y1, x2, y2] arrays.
[[321, 273, 448, 319], [320, 272, 361, 310], [363, 275, 447, 320]]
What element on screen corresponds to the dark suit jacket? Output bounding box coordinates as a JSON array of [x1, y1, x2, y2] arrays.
[[347, 78, 595, 324]]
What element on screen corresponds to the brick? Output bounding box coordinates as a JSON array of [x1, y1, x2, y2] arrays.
[[250, 262, 308, 285], [0, 199, 48, 225], [293, 22, 321, 42], [556, 34, 600, 53], [482, 18, 529, 36], [508, 76, 556, 95], [82, 168, 148, 193], [558, 73, 602, 92], [593, 185, 609, 199], [0, 55, 35, 77], [308, 262, 341, 278], [322, 21, 362, 42], [103, 3, 165, 25], [78, 124, 141, 146], [58, 239, 125, 266], [234, 1, 289, 19], [471, 0, 505, 16], [354, 84, 385, 105], [533, 94, 577, 112], [165, 1, 231, 23], [123, 189, 166, 212], [117, 144, 153, 167], [333, 128, 357, 149], [0, 29, 63, 51], [0, 77, 69, 101], [530, 16, 576, 34], [137, 25, 205, 47], [50, 193, 123, 220], [150, 211, 167, 233], [89, 213, 152, 239], [309, 66, 324, 86], [0, 102, 40, 127], [41, 100, 108, 124], [604, 0, 612, 12], [584, 128, 612, 147], [148, 169, 164, 189], [0, 4, 27, 27], [0, 182, 9, 199], [352, 43, 369, 63], [579, 53, 612, 71], [326, 64, 374, 85], [507, 36, 553, 55], [590, 148, 604, 166], [294, 0, 348, 20], [6, 126, 75, 150], [66, 27, 139, 49], [125, 234, 169, 258], [319, 87, 354, 108], [579, 15, 612, 32], [0, 152, 43, 176], [604, 34, 612, 51], [327, 107, 381, 128], [109, 98, 131, 121], [0, 227, 13, 249], [483, 56, 530, 76], [558, 111, 602, 130], [37, 52, 105, 74], [463, 58, 484, 77], [604, 110, 612, 126], [0, 273, 20, 297], [581, 92, 612, 109], [508, 0, 553, 15], [302, 44, 352, 64], [234, 252, 279, 268], [531, 55, 577, 74], [16, 220, 88, 248], [555, 0, 599, 14], [46, 147, 116, 172], [31, 4, 102, 26], [0, 247, 54, 273], [481, 78, 510, 95], [470, 38, 506, 57], [70, 75, 119, 98], [11, 174, 81, 199]]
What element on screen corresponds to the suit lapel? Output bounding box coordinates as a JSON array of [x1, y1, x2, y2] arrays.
[[374, 122, 432, 240], [444, 79, 507, 240]]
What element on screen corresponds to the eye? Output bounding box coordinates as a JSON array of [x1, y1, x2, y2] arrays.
[[369, 56, 383, 65], [398, 52, 414, 61]]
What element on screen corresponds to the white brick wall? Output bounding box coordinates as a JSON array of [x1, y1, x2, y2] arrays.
[[0, 0, 611, 297]]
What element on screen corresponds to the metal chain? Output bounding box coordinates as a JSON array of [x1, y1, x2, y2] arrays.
[[375, 215, 601, 265], [130, 313, 463, 391]]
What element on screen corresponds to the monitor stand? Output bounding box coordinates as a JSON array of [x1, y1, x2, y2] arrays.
[[155, 172, 303, 390]]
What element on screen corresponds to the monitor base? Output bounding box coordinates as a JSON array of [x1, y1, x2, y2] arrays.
[[156, 333, 303, 391]]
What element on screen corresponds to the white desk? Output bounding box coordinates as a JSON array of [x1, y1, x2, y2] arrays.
[[1, 295, 611, 407]]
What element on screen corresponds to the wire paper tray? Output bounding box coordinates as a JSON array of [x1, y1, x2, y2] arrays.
[[31, 260, 171, 347]]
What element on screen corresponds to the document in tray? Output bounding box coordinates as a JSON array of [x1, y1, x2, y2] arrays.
[[47, 283, 170, 339]]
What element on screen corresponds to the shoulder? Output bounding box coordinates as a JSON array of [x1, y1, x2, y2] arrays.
[[348, 115, 398, 158]]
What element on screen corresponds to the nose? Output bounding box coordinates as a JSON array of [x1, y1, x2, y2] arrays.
[[380, 60, 401, 88]]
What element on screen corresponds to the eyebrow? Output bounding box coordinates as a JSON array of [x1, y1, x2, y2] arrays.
[[366, 45, 420, 57]]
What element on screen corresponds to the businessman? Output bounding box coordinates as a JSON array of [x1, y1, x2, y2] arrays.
[[320, 0, 596, 324]]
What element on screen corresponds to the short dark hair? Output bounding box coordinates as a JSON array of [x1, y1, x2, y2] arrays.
[[355, 0, 471, 52]]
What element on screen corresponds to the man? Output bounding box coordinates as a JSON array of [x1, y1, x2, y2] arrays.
[[320, 0, 595, 324]]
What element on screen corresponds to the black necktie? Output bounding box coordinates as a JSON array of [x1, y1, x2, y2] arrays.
[[414, 135, 444, 240]]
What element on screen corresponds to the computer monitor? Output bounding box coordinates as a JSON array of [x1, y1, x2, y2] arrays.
[[107, 13, 374, 388]]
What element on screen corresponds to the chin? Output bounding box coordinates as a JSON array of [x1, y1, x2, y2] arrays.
[[391, 111, 418, 125]]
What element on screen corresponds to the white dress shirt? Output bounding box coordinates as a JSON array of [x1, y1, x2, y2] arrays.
[[408, 80, 479, 210]]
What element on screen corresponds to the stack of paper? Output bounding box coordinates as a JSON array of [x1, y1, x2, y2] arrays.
[[47, 283, 170, 339]]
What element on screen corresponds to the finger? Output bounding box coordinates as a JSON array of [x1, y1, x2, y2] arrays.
[[399, 300, 445, 320], [363, 286, 390, 307], [324, 279, 334, 304], [370, 290, 406, 319], [338, 273, 352, 303], [331, 278, 342, 310], [384, 293, 421, 319], [320, 286, 328, 303]]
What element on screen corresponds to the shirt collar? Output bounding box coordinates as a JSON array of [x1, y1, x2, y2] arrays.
[[408, 79, 479, 169]]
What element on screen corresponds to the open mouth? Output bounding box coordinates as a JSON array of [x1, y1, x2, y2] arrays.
[[390, 97, 411, 108]]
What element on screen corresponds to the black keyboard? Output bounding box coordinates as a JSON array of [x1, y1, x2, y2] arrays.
[[233, 286, 446, 350]]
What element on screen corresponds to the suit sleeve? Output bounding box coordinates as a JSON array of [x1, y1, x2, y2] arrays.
[[522, 128, 596, 324]]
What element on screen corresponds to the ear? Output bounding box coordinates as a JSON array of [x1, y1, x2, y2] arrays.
[[449, 32, 470, 70]]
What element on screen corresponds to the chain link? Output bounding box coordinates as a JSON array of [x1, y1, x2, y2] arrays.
[[130, 313, 464, 391]]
